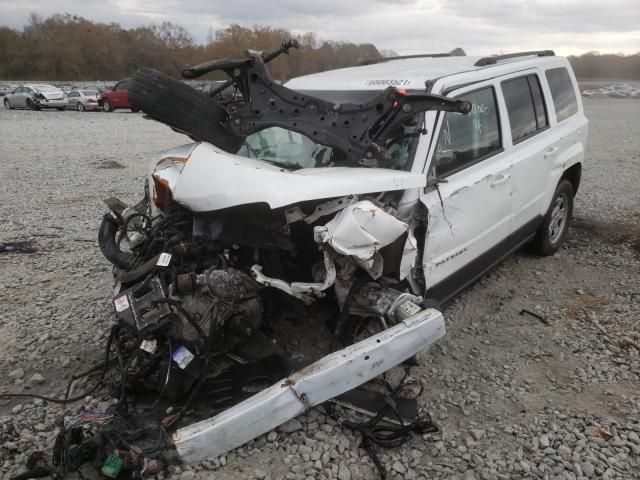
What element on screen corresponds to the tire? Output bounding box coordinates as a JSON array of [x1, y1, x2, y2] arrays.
[[131, 108, 139, 113], [128, 67, 243, 152], [3, 98, 11, 109], [103, 100, 112, 112], [77, 102, 86, 112], [26, 98, 39, 111], [530, 179, 574, 256]]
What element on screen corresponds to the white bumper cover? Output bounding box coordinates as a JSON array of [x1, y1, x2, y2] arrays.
[[173, 307, 445, 463]]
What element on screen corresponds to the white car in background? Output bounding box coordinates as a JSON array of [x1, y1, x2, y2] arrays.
[[3, 84, 67, 110]]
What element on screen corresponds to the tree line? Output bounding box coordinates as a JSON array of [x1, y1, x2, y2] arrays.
[[568, 52, 640, 80], [0, 14, 638, 81], [0, 14, 382, 81]]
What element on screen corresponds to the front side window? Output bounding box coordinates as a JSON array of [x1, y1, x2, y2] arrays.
[[545, 67, 578, 122], [501, 75, 548, 144], [432, 87, 502, 177]]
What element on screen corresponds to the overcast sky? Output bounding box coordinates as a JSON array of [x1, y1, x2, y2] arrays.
[[1, 0, 638, 56]]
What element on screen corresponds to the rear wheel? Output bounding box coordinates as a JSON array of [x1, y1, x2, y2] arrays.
[[531, 179, 574, 255], [128, 68, 243, 152], [77, 102, 86, 112], [103, 100, 112, 112], [3, 98, 11, 109]]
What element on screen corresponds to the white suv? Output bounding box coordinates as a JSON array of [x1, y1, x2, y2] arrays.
[[100, 48, 588, 462]]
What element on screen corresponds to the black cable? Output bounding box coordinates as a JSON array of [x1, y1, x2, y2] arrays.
[[327, 399, 437, 479], [334, 276, 369, 344], [146, 339, 172, 411], [151, 298, 211, 419]]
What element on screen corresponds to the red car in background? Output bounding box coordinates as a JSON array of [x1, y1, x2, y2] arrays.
[[99, 79, 139, 112]]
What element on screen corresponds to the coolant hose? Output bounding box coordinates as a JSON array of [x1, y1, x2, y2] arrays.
[[98, 213, 142, 271]]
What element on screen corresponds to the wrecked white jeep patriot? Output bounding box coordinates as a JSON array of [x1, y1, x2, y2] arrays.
[[97, 44, 587, 463]]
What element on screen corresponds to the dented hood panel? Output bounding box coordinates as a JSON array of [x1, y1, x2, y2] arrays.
[[162, 142, 426, 212]]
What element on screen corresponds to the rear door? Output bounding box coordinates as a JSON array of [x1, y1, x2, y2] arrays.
[[499, 71, 555, 236], [419, 82, 512, 302]]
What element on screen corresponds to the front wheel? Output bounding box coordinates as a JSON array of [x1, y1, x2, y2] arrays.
[[103, 100, 112, 112], [26, 98, 39, 111], [531, 179, 574, 255], [3, 98, 11, 109]]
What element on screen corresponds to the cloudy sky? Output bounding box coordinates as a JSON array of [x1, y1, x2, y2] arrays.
[[1, 0, 638, 56]]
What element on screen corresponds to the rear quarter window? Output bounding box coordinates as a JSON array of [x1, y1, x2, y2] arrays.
[[545, 67, 578, 122]]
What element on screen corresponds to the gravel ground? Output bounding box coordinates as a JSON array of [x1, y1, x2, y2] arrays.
[[0, 99, 639, 480]]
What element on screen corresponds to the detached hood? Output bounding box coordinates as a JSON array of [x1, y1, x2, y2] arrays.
[[153, 142, 426, 212]]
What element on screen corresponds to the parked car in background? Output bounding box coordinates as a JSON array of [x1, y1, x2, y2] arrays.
[[0, 84, 17, 96], [77, 85, 109, 93], [3, 84, 67, 110], [99, 79, 138, 112], [66, 89, 101, 111]]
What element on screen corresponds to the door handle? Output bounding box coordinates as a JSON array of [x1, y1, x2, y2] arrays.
[[544, 147, 559, 159], [490, 173, 510, 188]]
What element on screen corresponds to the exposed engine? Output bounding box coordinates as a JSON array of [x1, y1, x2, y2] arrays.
[[97, 174, 430, 403]]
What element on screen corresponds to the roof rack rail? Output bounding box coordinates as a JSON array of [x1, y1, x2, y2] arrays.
[[474, 50, 555, 67], [359, 53, 451, 66]]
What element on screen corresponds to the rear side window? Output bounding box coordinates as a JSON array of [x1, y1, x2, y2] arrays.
[[545, 67, 578, 122], [432, 87, 502, 177], [501, 75, 548, 144]]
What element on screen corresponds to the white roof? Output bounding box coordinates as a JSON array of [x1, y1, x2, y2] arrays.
[[286, 54, 567, 93]]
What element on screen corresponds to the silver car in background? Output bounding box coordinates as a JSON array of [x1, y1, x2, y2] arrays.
[[66, 90, 101, 111], [0, 83, 16, 96], [3, 84, 67, 110]]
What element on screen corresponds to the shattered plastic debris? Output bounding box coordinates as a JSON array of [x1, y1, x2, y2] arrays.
[[315, 200, 413, 279]]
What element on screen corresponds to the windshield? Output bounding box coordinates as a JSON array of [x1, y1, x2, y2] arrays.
[[238, 116, 422, 171], [237, 89, 423, 171]]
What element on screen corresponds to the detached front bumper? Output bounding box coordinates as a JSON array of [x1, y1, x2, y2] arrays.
[[173, 307, 445, 463]]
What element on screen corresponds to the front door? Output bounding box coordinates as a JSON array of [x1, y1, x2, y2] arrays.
[[419, 83, 512, 303], [113, 80, 130, 108], [16, 87, 28, 107]]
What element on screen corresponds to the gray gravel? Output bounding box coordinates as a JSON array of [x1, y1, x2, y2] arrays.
[[1, 99, 639, 479]]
